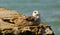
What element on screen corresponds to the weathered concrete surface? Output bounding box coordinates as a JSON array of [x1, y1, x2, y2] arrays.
[[0, 8, 55, 35]]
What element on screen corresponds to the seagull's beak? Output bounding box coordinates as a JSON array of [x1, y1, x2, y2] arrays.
[[36, 14, 39, 16]]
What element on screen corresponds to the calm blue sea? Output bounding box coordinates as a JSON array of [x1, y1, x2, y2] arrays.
[[0, 0, 60, 35]]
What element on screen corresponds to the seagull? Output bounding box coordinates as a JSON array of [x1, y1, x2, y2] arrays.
[[32, 10, 41, 23], [25, 10, 41, 25]]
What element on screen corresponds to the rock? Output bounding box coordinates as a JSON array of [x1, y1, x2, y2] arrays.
[[0, 24, 55, 35], [0, 8, 55, 35], [0, 7, 23, 19]]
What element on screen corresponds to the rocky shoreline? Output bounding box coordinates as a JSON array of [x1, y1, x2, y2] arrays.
[[0, 8, 55, 35]]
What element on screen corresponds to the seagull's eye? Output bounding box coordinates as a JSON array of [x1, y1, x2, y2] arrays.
[[34, 12, 36, 13]]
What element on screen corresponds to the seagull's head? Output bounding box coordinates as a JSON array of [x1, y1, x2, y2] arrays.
[[32, 10, 39, 16], [32, 10, 40, 18]]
